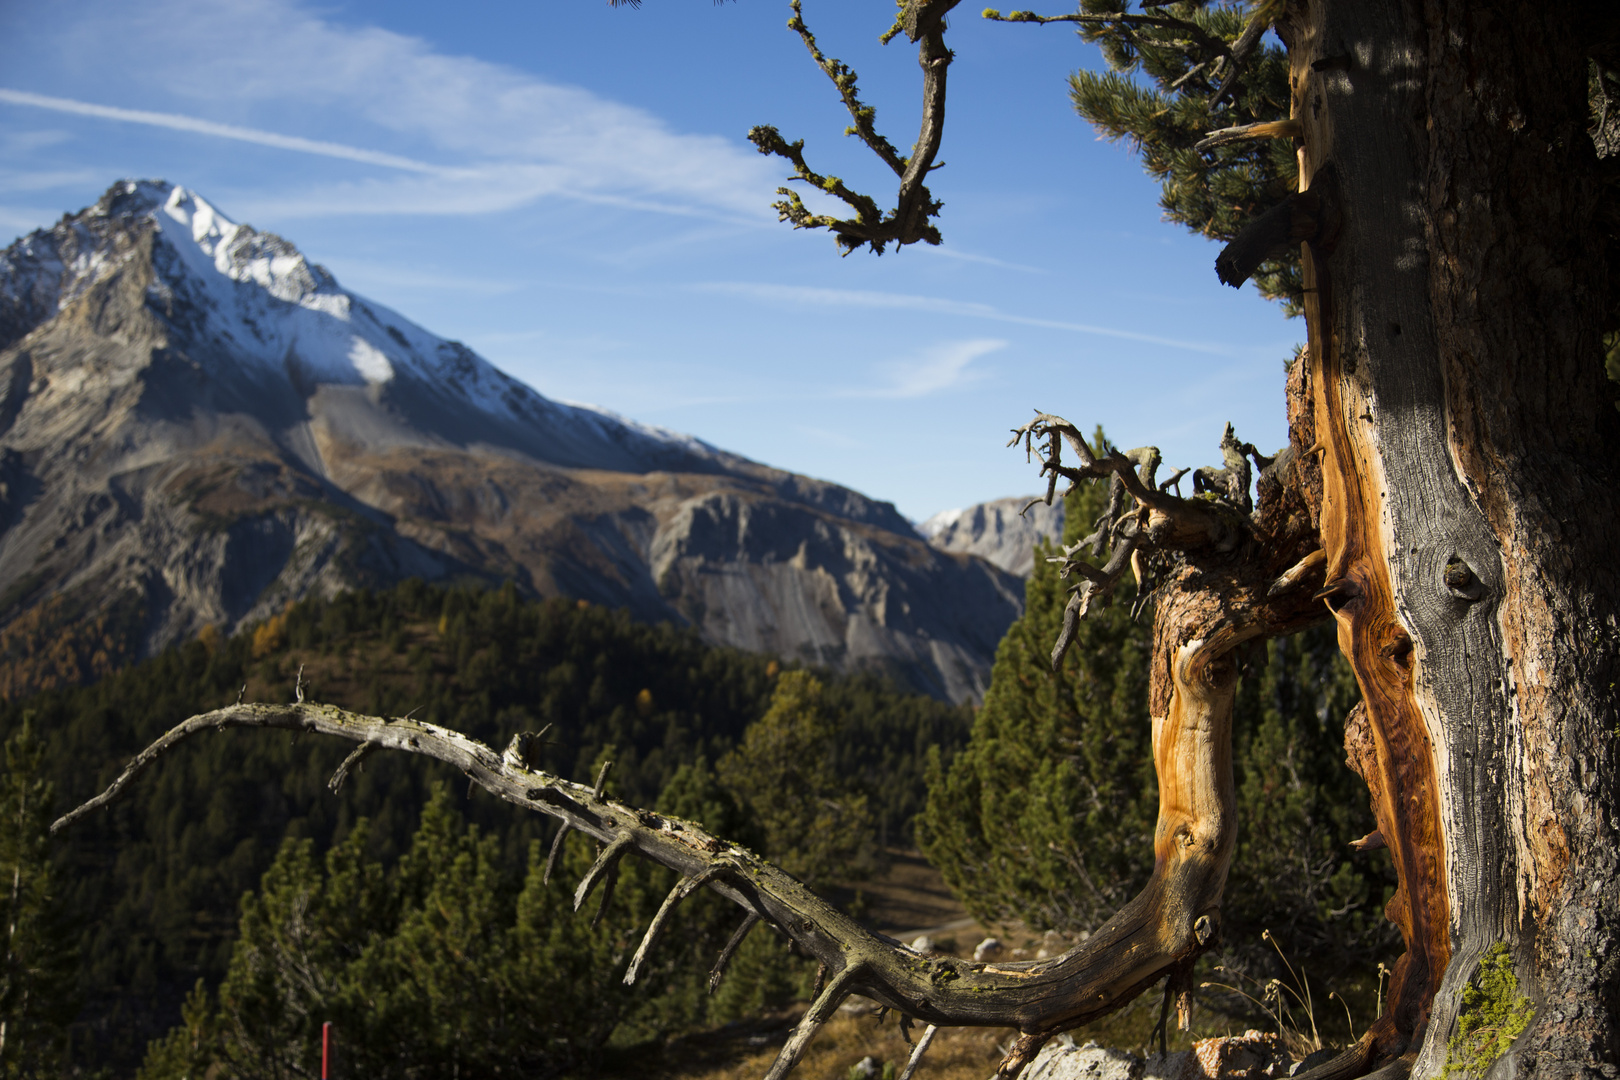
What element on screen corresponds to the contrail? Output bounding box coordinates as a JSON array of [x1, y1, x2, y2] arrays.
[[697, 282, 1235, 356], [0, 88, 450, 175]]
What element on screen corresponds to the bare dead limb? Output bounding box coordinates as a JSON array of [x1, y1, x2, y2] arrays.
[[326, 740, 377, 793], [1216, 183, 1335, 289], [625, 865, 727, 986], [55, 688, 1249, 1079], [897, 1023, 938, 1080], [709, 910, 760, 994], [748, 0, 959, 254], [575, 832, 634, 928], [542, 821, 571, 885], [1195, 119, 1303, 152], [765, 962, 867, 1080]]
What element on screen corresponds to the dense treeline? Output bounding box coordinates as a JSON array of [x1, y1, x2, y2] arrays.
[[0, 580, 970, 1071]]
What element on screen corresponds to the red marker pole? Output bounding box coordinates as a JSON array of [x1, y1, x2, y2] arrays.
[[322, 1021, 332, 1079]]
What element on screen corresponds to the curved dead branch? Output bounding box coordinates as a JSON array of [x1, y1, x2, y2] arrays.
[[57, 627, 1248, 1080]]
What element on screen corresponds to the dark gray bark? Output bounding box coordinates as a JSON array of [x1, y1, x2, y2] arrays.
[[1279, 0, 1620, 1073]]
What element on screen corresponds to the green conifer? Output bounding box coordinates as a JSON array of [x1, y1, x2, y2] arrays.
[[717, 671, 880, 887], [918, 473, 1156, 933], [0, 720, 77, 1078]]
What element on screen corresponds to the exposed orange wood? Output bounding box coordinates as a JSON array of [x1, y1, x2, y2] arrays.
[[1294, 143, 1449, 1069]]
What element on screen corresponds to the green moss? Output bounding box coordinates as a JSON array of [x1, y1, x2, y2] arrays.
[[1442, 943, 1535, 1079]]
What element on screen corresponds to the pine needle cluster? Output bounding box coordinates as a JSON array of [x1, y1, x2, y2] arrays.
[[1056, 1, 1301, 311]]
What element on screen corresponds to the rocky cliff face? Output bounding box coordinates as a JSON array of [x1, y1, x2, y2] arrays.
[[0, 181, 1020, 703], [920, 496, 1064, 577]]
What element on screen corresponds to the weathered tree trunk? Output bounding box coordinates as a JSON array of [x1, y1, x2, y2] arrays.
[[1284, 0, 1620, 1072]]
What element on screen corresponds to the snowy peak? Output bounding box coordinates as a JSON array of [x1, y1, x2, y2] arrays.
[[125, 181, 339, 306], [2, 180, 735, 475]]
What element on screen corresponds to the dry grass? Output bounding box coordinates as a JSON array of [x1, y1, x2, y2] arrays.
[[606, 1009, 1019, 1080]]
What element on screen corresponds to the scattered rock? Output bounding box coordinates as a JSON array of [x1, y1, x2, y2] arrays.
[[909, 935, 935, 955], [1026, 1035, 1144, 1080], [1143, 1050, 1195, 1080], [1035, 929, 1068, 960], [1021, 1030, 1299, 1080], [1189, 1030, 1291, 1079], [974, 936, 1004, 962], [849, 1055, 882, 1080]]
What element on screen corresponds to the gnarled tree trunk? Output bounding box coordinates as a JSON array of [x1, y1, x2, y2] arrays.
[[1282, 0, 1620, 1073]]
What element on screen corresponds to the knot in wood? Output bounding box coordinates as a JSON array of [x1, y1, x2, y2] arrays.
[[1379, 627, 1415, 669], [1442, 558, 1473, 590], [1193, 914, 1216, 945], [1200, 654, 1236, 690]]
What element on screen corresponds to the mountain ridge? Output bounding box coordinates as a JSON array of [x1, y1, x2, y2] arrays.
[[0, 181, 1018, 702]]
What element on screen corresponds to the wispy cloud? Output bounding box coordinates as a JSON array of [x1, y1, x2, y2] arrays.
[[919, 246, 1045, 274], [794, 424, 866, 449], [695, 281, 1234, 355], [853, 339, 1005, 399], [3, 0, 785, 221], [0, 89, 449, 174], [319, 258, 527, 296]]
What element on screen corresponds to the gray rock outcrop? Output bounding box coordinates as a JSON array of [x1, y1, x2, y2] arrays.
[[919, 495, 1064, 576]]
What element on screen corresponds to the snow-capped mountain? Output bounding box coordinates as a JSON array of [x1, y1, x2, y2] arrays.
[[2, 181, 750, 477], [0, 181, 1020, 703]]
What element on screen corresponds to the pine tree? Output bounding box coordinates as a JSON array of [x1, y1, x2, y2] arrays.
[[918, 474, 1158, 934], [717, 671, 880, 887], [1058, 0, 1299, 310], [0, 719, 77, 1078]]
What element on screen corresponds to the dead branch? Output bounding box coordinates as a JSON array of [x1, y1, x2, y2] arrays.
[[748, 0, 959, 254], [55, 693, 1241, 1079], [1010, 412, 1263, 666], [1216, 184, 1333, 289], [1195, 119, 1303, 152], [897, 1023, 938, 1080], [709, 910, 761, 993]]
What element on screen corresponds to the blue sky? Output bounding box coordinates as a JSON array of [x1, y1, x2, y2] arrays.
[[0, 0, 1299, 522]]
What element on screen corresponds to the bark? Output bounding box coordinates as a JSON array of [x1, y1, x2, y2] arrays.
[[1281, 0, 1620, 1073]]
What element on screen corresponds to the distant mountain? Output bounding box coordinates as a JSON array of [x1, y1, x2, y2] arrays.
[[0, 181, 1021, 703], [920, 496, 1064, 577]]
